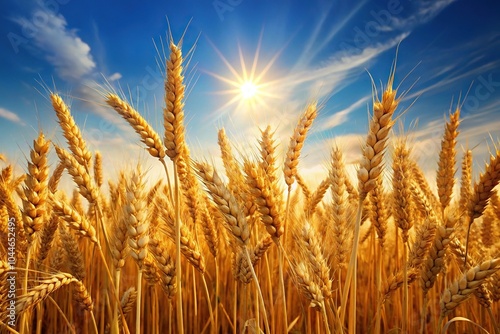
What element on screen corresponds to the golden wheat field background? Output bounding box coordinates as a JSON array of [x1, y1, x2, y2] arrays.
[[1, 40, 500, 333], [2, 1, 500, 334]]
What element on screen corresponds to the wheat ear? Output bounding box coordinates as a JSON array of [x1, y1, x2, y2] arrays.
[[50, 194, 98, 243], [439, 258, 500, 318], [16, 273, 90, 313], [50, 93, 92, 171], [54, 145, 99, 205], [59, 227, 86, 281], [465, 148, 500, 263], [195, 161, 250, 246], [22, 132, 50, 243], [329, 146, 351, 268], [284, 102, 318, 189], [36, 214, 59, 267], [244, 159, 284, 240], [106, 93, 166, 160], [163, 42, 186, 161], [48, 162, 65, 193], [392, 139, 414, 243], [259, 125, 278, 185], [161, 207, 206, 273], [436, 107, 460, 212]]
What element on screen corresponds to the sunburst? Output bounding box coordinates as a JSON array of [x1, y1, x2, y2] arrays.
[[205, 34, 284, 117]]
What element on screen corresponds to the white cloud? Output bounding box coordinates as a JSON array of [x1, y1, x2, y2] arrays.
[[0, 107, 25, 125], [14, 6, 96, 81], [108, 72, 122, 82]]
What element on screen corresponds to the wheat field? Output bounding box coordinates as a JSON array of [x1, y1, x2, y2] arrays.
[[1, 41, 500, 334]]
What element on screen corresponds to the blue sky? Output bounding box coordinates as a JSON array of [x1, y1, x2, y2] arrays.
[[1, 0, 500, 188]]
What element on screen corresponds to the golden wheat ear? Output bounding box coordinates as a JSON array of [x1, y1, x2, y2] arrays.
[[436, 107, 460, 213], [164, 42, 187, 161], [105, 93, 166, 160], [440, 258, 500, 317], [284, 102, 318, 190], [22, 132, 50, 244], [50, 93, 93, 171], [465, 147, 500, 264]]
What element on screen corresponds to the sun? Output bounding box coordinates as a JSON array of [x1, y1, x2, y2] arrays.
[[205, 34, 285, 117], [240, 81, 258, 100]]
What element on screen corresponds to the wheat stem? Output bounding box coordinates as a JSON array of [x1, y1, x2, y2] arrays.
[[244, 246, 270, 334], [340, 198, 363, 330], [201, 274, 215, 334], [173, 162, 184, 334], [135, 269, 143, 334]]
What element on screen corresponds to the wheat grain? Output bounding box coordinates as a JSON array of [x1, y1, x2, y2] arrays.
[[159, 199, 206, 273], [308, 177, 330, 217], [369, 177, 388, 247], [1, 165, 12, 183], [296, 222, 332, 298], [481, 206, 495, 248]]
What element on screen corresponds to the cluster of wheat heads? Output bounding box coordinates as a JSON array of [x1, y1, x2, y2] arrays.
[[1, 42, 500, 334]]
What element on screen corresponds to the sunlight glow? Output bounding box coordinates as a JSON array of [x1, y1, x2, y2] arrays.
[[240, 81, 258, 100], [205, 31, 287, 119]]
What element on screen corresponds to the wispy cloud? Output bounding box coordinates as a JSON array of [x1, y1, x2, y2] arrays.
[[0, 107, 25, 125], [387, 0, 457, 31], [13, 5, 96, 82], [403, 60, 500, 101], [317, 95, 371, 132], [293, 0, 368, 69]]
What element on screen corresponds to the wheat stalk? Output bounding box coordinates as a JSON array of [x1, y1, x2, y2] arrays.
[[344, 73, 399, 333]]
